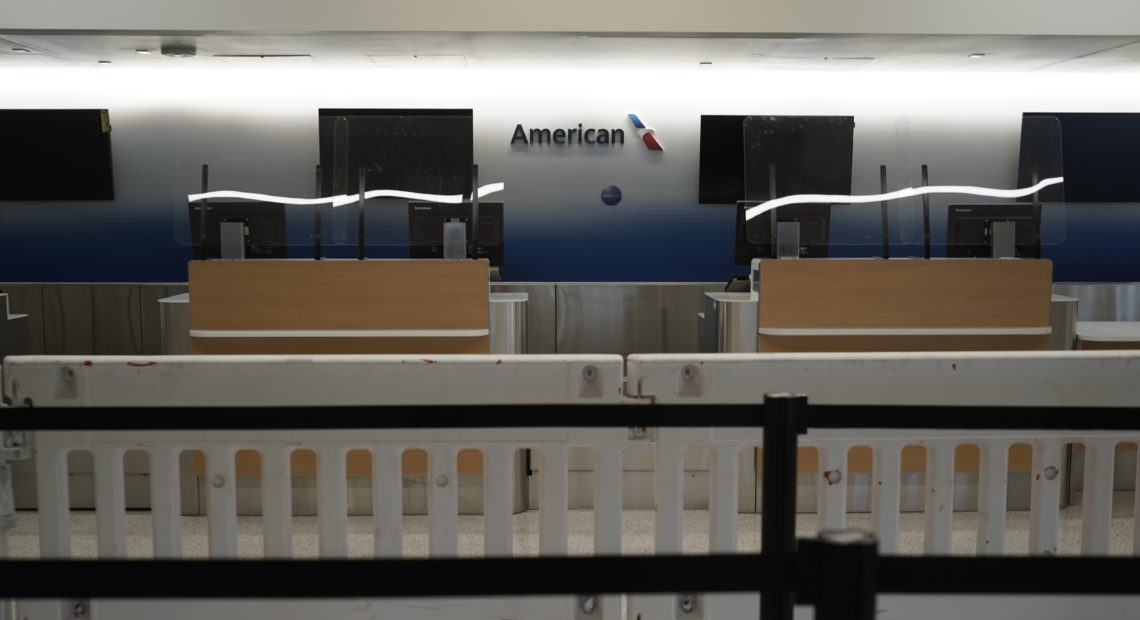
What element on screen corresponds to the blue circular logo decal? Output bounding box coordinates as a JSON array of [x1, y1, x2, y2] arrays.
[[601, 185, 622, 206]]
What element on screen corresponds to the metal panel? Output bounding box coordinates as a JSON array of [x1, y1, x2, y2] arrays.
[[490, 282, 555, 354], [0, 284, 45, 354], [1050, 294, 1077, 350], [1053, 282, 1140, 321], [488, 293, 527, 354], [701, 292, 757, 353], [41, 284, 93, 355], [158, 294, 191, 355], [92, 284, 143, 355], [556, 283, 722, 355], [140, 284, 189, 355]]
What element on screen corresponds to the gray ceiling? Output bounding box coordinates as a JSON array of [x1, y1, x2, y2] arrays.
[[2, 31, 1140, 72]]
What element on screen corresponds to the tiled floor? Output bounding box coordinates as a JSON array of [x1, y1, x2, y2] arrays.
[[6, 491, 1136, 558]]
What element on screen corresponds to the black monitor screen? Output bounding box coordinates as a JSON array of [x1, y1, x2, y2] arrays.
[[318, 109, 473, 197], [407, 201, 503, 266], [187, 201, 288, 259], [1021, 112, 1140, 202], [946, 203, 1040, 259], [734, 201, 830, 264], [0, 109, 114, 200], [699, 115, 746, 204]]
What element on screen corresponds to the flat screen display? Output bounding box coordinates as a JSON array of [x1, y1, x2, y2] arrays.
[[1021, 112, 1140, 202], [734, 201, 830, 264], [318, 109, 473, 197], [407, 201, 503, 266], [187, 201, 288, 259], [0, 109, 114, 200], [946, 203, 1040, 259]]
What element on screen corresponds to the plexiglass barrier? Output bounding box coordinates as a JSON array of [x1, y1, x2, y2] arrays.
[[741, 114, 1067, 261], [173, 113, 506, 266]]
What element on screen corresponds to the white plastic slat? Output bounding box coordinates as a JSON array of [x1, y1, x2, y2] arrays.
[[1134, 449, 1140, 556], [150, 447, 182, 559], [483, 446, 515, 557], [1080, 438, 1116, 555], [816, 443, 848, 533], [318, 446, 349, 558], [538, 444, 568, 556], [35, 440, 71, 559], [871, 442, 903, 555], [94, 446, 127, 558], [372, 446, 403, 558], [429, 446, 460, 558], [1028, 439, 1063, 555], [261, 446, 293, 558], [654, 432, 684, 555], [204, 447, 238, 558], [976, 440, 1010, 555], [923, 443, 955, 554], [709, 444, 740, 553], [594, 447, 623, 555]]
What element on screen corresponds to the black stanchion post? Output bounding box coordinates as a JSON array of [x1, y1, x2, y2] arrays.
[[768, 164, 778, 259], [470, 164, 479, 260], [761, 393, 807, 620], [813, 530, 878, 620], [314, 165, 322, 261], [196, 164, 209, 261], [357, 164, 366, 260], [879, 165, 890, 259], [921, 164, 931, 259]]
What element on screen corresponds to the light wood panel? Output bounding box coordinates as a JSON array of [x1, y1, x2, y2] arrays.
[[191, 336, 489, 355], [757, 259, 1052, 329], [188, 259, 489, 355], [1079, 340, 1140, 350], [758, 334, 1049, 352], [755, 258, 1052, 353]]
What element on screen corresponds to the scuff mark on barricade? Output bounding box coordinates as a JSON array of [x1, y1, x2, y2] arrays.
[[82, 360, 93, 366], [421, 359, 437, 364], [127, 361, 157, 367]]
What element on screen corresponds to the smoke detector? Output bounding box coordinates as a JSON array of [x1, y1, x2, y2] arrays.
[[161, 44, 196, 58]]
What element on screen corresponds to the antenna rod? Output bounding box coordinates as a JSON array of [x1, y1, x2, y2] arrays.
[[880, 165, 890, 259], [921, 165, 931, 259]]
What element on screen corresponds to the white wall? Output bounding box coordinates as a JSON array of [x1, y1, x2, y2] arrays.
[[3, 65, 1140, 281]]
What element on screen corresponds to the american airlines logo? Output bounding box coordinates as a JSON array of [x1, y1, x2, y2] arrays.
[[628, 114, 664, 151], [508, 114, 664, 151]]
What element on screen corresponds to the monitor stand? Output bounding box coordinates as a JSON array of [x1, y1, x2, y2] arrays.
[[442, 220, 466, 260], [219, 221, 246, 260], [991, 221, 1017, 258]]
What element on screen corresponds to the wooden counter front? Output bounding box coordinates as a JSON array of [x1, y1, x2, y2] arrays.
[[756, 259, 1053, 352], [189, 259, 490, 355]]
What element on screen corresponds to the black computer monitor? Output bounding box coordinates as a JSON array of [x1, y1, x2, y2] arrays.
[[187, 201, 288, 259], [733, 201, 830, 265], [946, 203, 1040, 259], [407, 201, 504, 266]]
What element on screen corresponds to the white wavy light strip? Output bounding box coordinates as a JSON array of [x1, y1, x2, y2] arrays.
[[744, 177, 1064, 221], [188, 182, 506, 207]]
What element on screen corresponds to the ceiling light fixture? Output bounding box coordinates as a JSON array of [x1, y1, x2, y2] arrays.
[[968, 52, 986, 59], [134, 49, 152, 55]]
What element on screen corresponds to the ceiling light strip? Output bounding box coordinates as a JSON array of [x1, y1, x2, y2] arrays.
[[188, 181, 505, 208], [744, 176, 1063, 220]]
